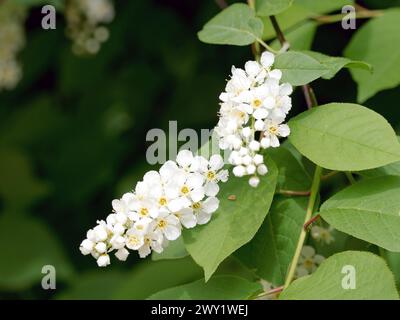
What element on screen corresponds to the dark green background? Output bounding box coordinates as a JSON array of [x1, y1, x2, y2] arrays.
[[0, 0, 398, 299]]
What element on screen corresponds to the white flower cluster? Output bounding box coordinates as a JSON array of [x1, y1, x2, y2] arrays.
[[80, 150, 228, 266], [215, 51, 292, 187], [0, 2, 26, 91], [311, 225, 335, 245], [295, 245, 325, 278], [65, 0, 114, 55]]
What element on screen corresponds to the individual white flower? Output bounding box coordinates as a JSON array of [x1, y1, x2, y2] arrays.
[[111, 192, 135, 215], [249, 176, 260, 188], [311, 225, 335, 245], [125, 228, 145, 250], [233, 165, 246, 177], [97, 254, 111, 267], [173, 207, 197, 229], [165, 172, 205, 211], [198, 154, 229, 197], [79, 239, 95, 255], [138, 230, 164, 258], [154, 212, 181, 241], [192, 197, 219, 225], [176, 149, 197, 172], [220, 66, 252, 102], [260, 51, 274, 70], [260, 120, 290, 148], [93, 223, 109, 242], [94, 242, 107, 254], [295, 246, 325, 278], [128, 198, 159, 221], [257, 164, 268, 175], [115, 248, 129, 261]]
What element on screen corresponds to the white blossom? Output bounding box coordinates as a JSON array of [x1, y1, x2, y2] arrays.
[[80, 150, 228, 266], [295, 246, 325, 278], [214, 51, 293, 188]]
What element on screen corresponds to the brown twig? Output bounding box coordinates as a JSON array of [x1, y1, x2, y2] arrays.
[[304, 214, 321, 230], [256, 285, 284, 298], [214, 0, 228, 9]]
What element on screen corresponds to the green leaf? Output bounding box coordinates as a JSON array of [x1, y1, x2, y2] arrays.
[[345, 9, 400, 102], [0, 215, 73, 290], [198, 4, 264, 46], [255, 0, 293, 16], [236, 196, 308, 285], [302, 51, 372, 80], [57, 270, 127, 300], [152, 237, 188, 261], [148, 275, 262, 300], [320, 176, 400, 252], [274, 51, 329, 86], [381, 250, 400, 288], [183, 157, 278, 281], [0, 148, 49, 211], [112, 257, 202, 299], [280, 251, 399, 300], [267, 147, 311, 190], [271, 21, 317, 51], [262, 0, 353, 40], [360, 137, 400, 178], [288, 103, 400, 171]]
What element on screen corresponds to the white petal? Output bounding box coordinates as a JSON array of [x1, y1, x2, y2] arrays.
[[202, 197, 220, 214], [164, 225, 181, 240], [159, 160, 178, 181], [97, 254, 110, 267], [176, 150, 194, 168], [196, 211, 212, 225], [253, 108, 269, 120], [209, 154, 224, 171], [280, 83, 293, 95], [190, 188, 205, 203], [301, 246, 315, 259], [187, 173, 205, 189], [269, 69, 282, 80], [115, 248, 129, 261], [261, 51, 275, 69], [270, 135, 280, 148], [278, 124, 290, 137], [205, 182, 219, 197], [245, 60, 261, 77], [260, 137, 271, 149]]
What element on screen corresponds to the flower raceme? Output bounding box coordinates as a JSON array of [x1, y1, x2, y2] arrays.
[[80, 51, 293, 266], [214, 51, 292, 187], [80, 150, 228, 266]]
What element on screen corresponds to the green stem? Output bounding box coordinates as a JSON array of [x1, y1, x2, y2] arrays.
[[256, 38, 279, 54], [345, 171, 356, 184], [284, 165, 323, 288]]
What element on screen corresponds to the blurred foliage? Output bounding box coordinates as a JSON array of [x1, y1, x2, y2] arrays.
[[0, 0, 399, 299]]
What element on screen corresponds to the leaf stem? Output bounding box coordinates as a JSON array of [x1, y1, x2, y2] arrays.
[[303, 213, 321, 230], [313, 9, 384, 24], [277, 189, 311, 196], [345, 171, 356, 184], [321, 170, 339, 181], [284, 165, 322, 288], [256, 285, 284, 299], [256, 38, 279, 54]]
